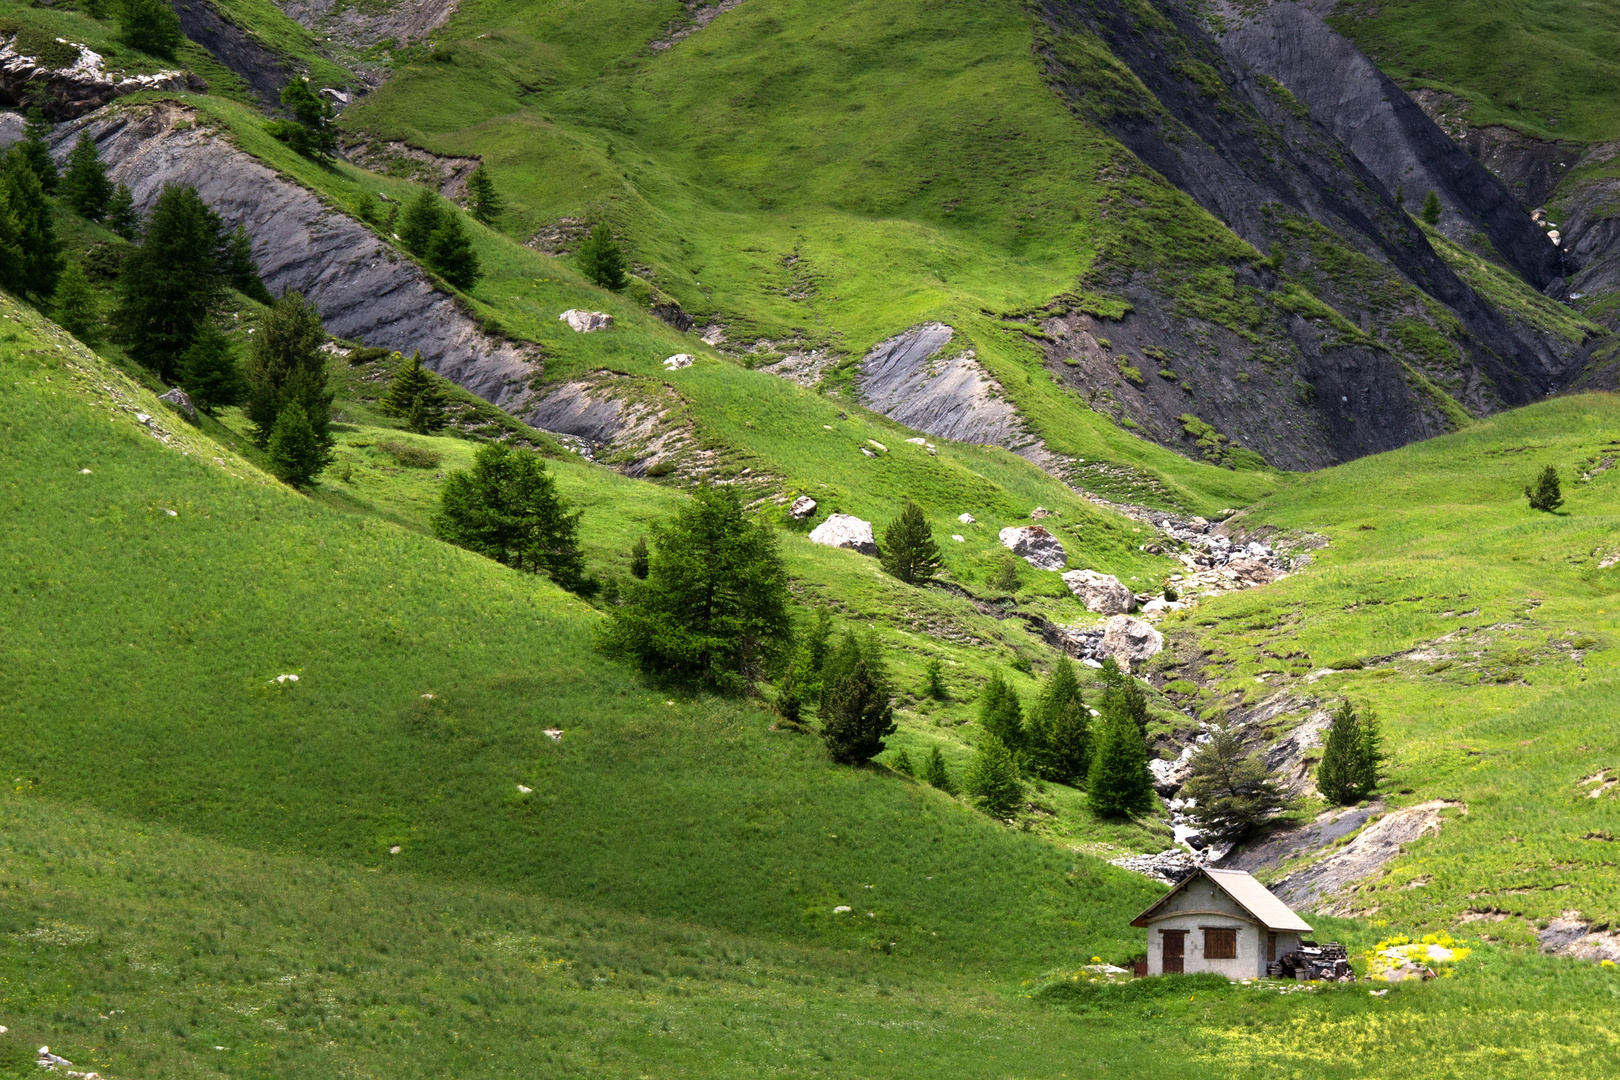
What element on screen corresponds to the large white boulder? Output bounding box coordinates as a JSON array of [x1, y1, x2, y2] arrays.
[[1099, 615, 1164, 670], [809, 513, 878, 556], [1062, 569, 1136, 614], [998, 525, 1066, 571], [559, 309, 613, 332]]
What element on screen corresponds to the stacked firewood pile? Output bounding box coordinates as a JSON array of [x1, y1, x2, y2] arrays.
[[1269, 941, 1352, 981]]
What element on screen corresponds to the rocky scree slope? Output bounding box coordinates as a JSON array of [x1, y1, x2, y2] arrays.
[[1030, 0, 1586, 469]]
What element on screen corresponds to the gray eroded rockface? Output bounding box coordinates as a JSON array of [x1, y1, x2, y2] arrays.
[[857, 324, 1036, 450], [44, 103, 537, 409], [168, 0, 292, 104], [1213, 0, 1560, 290]]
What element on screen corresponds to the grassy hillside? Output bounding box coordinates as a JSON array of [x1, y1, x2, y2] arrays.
[[1158, 394, 1620, 931], [1329, 0, 1620, 142], [6, 281, 1620, 1079]]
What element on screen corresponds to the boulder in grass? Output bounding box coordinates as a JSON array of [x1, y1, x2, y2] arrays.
[[808, 513, 878, 556], [958, 512, 976, 524], [663, 353, 694, 370], [1099, 614, 1164, 670], [559, 309, 613, 332], [158, 387, 196, 422], [998, 524, 1066, 571], [1062, 569, 1136, 614], [789, 495, 818, 519]]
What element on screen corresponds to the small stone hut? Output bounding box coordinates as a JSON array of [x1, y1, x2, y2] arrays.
[[1131, 867, 1312, 978]]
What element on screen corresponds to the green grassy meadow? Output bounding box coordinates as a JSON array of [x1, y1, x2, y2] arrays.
[[7, 280, 1620, 1077]]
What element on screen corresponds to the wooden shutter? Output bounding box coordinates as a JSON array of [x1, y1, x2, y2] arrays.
[[1204, 927, 1237, 960]]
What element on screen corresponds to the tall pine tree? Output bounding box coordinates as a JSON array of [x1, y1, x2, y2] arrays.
[[1317, 700, 1382, 805], [221, 225, 274, 304], [1, 152, 62, 299], [595, 485, 792, 693], [106, 184, 140, 241], [398, 190, 445, 256], [819, 632, 897, 765], [265, 77, 337, 159], [879, 501, 942, 585], [977, 669, 1025, 755], [113, 184, 224, 379], [1182, 725, 1291, 841], [266, 401, 330, 487], [15, 108, 57, 193], [426, 212, 480, 289], [1087, 708, 1154, 817], [432, 442, 589, 593], [243, 291, 332, 448], [577, 223, 627, 290], [61, 132, 113, 220], [1029, 657, 1090, 784]]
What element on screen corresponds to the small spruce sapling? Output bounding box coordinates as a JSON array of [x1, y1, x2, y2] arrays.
[[1086, 708, 1154, 817], [106, 184, 140, 241], [629, 536, 650, 580], [61, 133, 113, 220], [577, 223, 627, 291], [1420, 189, 1442, 226], [819, 632, 897, 765], [51, 262, 101, 345], [890, 749, 914, 777], [177, 322, 247, 413], [965, 736, 1024, 818], [923, 746, 954, 793], [466, 165, 502, 225], [989, 551, 1021, 592], [880, 501, 943, 585], [221, 225, 274, 304], [1525, 464, 1563, 513], [266, 402, 331, 487], [426, 212, 480, 289], [977, 669, 1025, 755], [380, 352, 450, 433], [923, 657, 948, 700]]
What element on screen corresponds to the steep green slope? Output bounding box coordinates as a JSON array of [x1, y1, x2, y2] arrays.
[[1330, 0, 1620, 142]]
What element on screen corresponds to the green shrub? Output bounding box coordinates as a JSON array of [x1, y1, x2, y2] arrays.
[[14, 26, 80, 68], [1035, 972, 1229, 1010], [644, 460, 675, 478], [376, 440, 443, 468], [119, 0, 182, 58]]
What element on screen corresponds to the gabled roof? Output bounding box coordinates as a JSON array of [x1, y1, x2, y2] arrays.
[[1130, 867, 1313, 933]]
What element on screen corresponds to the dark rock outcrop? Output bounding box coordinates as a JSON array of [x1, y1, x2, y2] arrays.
[[166, 0, 292, 104], [0, 34, 189, 119]]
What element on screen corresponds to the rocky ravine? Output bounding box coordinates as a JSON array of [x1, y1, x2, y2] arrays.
[[35, 103, 539, 410]]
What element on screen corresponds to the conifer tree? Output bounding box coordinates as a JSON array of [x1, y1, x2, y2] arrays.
[[106, 183, 139, 241], [923, 746, 954, 793], [16, 108, 57, 193], [426, 212, 480, 289], [890, 748, 914, 776], [1525, 464, 1563, 513], [1181, 725, 1291, 842], [380, 352, 450, 433], [1317, 700, 1382, 805], [1420, 189, 1442, 226], [820, 633, 897, 765], [1, 152, 62, 299], [243, 291, 332, 447], [787, 605, 834, 708], [1087, 708, 1155, 817], [51, 262, 100, 345], [629, 535, 650, 580], [119, 0, 183, 58], [266, 401, 330, 487], [1030, 657, 1090, 783], [265, 77, 337, 158], [398, 190, 445, 256], [923, 657, 947, 700], [466, 165, 501, 225], [880, 500, 943, 585], [577, 223, 627, 290], [977, 669, 1024, 754], [221, 225, 274, 304], [595, 485, 791, 691], [965, 735, 1024, 818], [61, 132, 113, 220], [0, 193, 24, 293], [432, 442, 589, 592], [1098, 669, 1151, 741], [113, 184, 224, 379], [177, 322, 247, 414]]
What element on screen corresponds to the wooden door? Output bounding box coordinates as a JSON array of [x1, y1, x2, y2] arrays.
[[1162, 930, 1186, 974]]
